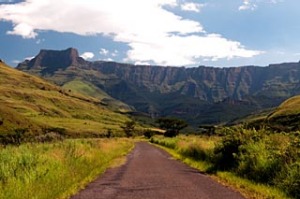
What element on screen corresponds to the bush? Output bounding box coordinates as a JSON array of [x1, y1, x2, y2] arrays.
[[276, 162, 300, 198], [237, 141, 280, 183], [0, 128, 28, 145], [143, 129, 156, 139], [121, 120, 136, 137]]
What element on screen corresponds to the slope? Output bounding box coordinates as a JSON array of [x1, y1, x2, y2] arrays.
[[0, 62, 130, 138], [265, 95, 300, 131], [62, 79, 133, 113]]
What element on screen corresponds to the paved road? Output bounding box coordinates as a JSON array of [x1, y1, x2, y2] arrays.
[[71, 142, 245, 199]]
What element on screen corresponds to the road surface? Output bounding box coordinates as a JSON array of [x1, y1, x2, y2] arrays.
[[71, 142, 245, 199]]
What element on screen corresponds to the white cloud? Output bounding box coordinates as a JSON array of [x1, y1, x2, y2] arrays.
[[99, 48, 109, 56], [126, 34, 263, 66], [239, 0, 282, 11], [180, 2, 203, 13], [239, 0, 257, 11], [7, 23, 37, 38], [80, 52, 94, 60], [0, 0, 263, 66], [25, 56, 35, 60], [111, 50, 118, 57]]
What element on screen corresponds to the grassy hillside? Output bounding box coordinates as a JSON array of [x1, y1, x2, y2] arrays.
[[62, 80, 133, 113], [0, 62, 130, 138], [236, 95, 300, 131], [265, 95, 300, 131]]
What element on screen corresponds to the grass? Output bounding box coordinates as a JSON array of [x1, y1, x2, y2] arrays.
[[0, 138, 134, 199], [0, 62, 131, 137], [62, 79, 133, 113], [271, 95, 300, 117], [151, 135, 291, 199]]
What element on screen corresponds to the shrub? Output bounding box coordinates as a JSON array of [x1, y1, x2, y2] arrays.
[[121, 120, 136, 137], [143, 129, 156, 139], [156, 118, 187, 137], [275, 162, 300, 198], [237, 141, 280, 183]]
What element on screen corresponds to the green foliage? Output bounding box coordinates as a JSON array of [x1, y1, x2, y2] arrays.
[[0, 62, 131, 140], [0, 138, 134, 199], [152, 129, 299, 198], [143, 129, 156, 139], [121, 120, 136, 137], [156, 117, 187, 137], [150, 136, 178, 149]]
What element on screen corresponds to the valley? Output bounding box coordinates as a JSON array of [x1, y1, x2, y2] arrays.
[[0, 49, 300, 199]]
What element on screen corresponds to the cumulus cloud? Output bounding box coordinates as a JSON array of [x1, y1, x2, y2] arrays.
[[80, 52, 94, 60], [0, 0, 262, 66], [180, 2, 203, 12]]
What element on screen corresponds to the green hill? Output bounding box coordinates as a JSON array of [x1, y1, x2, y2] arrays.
[[0, 62, 130, 139], [62, 80, 133, 113], [265, 95, 300, 131], [237, 95, 300, 131]]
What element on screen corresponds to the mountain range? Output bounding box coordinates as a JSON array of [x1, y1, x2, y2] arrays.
[[17, 48, 300, 126]]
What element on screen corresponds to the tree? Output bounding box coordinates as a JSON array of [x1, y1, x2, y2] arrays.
[[156, 118, 187, 137], [121, 120, 136, 137]]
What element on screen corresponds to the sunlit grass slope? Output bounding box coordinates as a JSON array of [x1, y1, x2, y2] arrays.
[[265, 95, 300, 131], [62, 80, 133, 113], [0, 62, 130, 136], [270, 95, 300, 117]]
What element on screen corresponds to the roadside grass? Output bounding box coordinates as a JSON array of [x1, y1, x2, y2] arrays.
[[151, 135, 291, 199], [0, 138, 134, 199]]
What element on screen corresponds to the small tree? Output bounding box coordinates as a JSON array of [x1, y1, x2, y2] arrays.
[[121, 120, 136, 137], [156, 118, 187, 137]]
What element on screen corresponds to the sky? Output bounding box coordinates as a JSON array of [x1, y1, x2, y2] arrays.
[[0, 0, 299, 68]]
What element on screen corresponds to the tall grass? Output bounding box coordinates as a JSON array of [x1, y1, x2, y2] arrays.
[[151, 132, 296, 199], [0, 138, 134, 199]]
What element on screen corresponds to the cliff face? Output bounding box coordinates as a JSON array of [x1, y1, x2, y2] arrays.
[[17, 48, 85, 75], [17, 48, 300, 125]]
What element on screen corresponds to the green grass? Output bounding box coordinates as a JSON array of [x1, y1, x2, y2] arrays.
[[62, 80, 133, 113], [0, 138, 134, 199], [0, 63, 131, 137], [271, 95, 300, 117], [151, 135, 291, 199]]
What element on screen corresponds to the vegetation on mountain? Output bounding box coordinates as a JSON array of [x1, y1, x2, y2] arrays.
[[0, 62, 132, 142], [17, 48, 300, 126]]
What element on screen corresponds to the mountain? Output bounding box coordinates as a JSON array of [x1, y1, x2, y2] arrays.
[[0, 61, 130, 139], [17, 48, 300, 126]]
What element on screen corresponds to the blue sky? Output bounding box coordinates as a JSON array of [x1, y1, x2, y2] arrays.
[[0, 0, 299, 67]]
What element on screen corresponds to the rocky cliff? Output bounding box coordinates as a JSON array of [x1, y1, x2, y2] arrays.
[[17, 48, 300, 125]]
